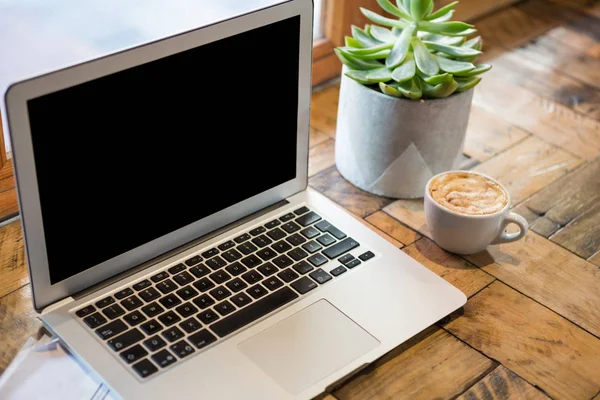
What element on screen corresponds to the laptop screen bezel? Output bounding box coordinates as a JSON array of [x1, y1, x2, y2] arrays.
[[4, 0, 312, 311]]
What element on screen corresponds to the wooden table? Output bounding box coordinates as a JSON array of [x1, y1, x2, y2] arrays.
[[1, 0, 600, 398]]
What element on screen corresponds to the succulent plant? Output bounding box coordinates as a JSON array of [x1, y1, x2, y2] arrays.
[[335, 0, 491, 99]]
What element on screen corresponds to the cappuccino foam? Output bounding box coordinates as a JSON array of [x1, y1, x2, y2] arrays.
[[429, 172, 508, 215]]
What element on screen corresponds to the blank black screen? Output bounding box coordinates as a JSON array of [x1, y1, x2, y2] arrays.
[[28, 16, 300, 284]]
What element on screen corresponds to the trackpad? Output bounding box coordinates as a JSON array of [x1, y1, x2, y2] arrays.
[[238, 300, 380, 395]]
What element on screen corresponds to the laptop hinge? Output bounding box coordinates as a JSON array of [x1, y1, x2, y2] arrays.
[[70, 199, 290, 301]]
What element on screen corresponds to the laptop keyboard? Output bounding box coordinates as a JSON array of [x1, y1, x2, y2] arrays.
[[73, 206, 376, 379]]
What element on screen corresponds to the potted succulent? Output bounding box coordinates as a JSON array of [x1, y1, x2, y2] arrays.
[[334, 0, 490, 198]]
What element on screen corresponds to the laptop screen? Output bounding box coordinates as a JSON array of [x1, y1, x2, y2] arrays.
[[26, 16, 300, 284]]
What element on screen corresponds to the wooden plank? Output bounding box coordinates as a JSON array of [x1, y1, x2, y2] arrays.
[[456, 365, 549, 400], [435, 0, 521, 22], [0, 114, 6, 170], [312, 52, 342, 87], [334, 328, 495, 400], [365, 211, 421, 246], [445, 282, 600, 400], [309, 167, 394, 218], [310, 83, 339, 138], [313, 39, 334, 61], [308, 139, 336, 178], [589, 251, 600, 267], [353, 214, 403, 248], [518, 0, 600, 38], [0, 221, 28, 298], [0, 162, 18, 220], [310, 127, 329, 149], [403, 238, 495, 297], [472, 136, 583, 205], [465, 231, 600, 338], [383, 200, 430, 238], [546, 26, 599, 55], [0, 285, 43, 374], [550, 201, 600, 259]]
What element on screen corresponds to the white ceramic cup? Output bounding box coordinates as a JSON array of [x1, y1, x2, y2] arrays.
[[424, 171, 529, 255]]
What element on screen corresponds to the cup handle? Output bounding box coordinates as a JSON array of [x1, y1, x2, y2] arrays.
[[491, 212, 529, 245]]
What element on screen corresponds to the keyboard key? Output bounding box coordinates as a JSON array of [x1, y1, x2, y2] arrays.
[[308, 253, 328, 267], [237, 242, 258, 255], [293, 261, 313, 275], [294, 206, 310, 215], [242, 270, 263, 284], [83, 313, 107, 329], [139, 287, 160, 302], [179, 317, 202, 334], [159, 294, 182, 309], [291, 277, 318, 295], [226, 278, 248, 292], [75, 305, 96, 318], [214, 301, 236, 316], [176, 285, 199, 301], [233, 233, 251, 243], [152, 349, 177, 368], [193, 278, 215, 292], [108, 328, 144, 351], [132, 279, 152, 291], [288, 248, 308, 261], [158, 310, 181, 326], [226, 262, 247, 276], [95, 297, 114, 309], [317, 234, 336, 247], [286, 233, 307, 246], [114, 288, 134, 300], [295, 211, 321, 227], [272, 240, 292, 253], [206, 256, 227, 271], [218, 240, 235, 251], [193, 294, 215, 309], [184, 255, 203, 267], [256, 248, 277, 261], [120, 345, 148, 364], [188, 330, 217, 350], [96, 320, 127, 340], [338, 254, 355, 264], [209, 270, 232, 285], [309, 269, 333, 284], [272, 255, 294, 269], [102, 304, 125, 320], [263, 276, 284, 291], [264, 219, 280, 229], [209, 286, 231, 301], [231, 292, 252, 308], [267, 228, 287, 241], [150, 271, 169, 283], [210, 287, 299, 338], [322, 238, 360, 259], [175, 303, 198, 318], [346, 259, 362, 269], [359, 251, 375, 261], [249, 226, 266, 236], [143, 335, 166, 351], [315, 221, 347, 240], [171, 340, 195, 358], [282, 221, 301, 234], [302, 241, 323, 254], [252, 235, 273, 248], [190, 264, 211, 278], [277, 268, 299, 283], [141, 302, 164, 318], [197, 309, 220, 324], [241, 254, 262, 269], [123, 310, 147, 326], [201, 248, 219, 259], [300, 226, 320, 239], [140, 320, 163, 335], [247, 284, 268, 299], [168, 263, 186, 274], [330, 266, 347, 276], [257, 262, 278, 277], [173, 271, 194, 286], [132, 359, 158, 378], [280, 213, 295, 222], [162, 326, 185, 342], [158, 280, 180, 295], [222, 249, 243, 263]]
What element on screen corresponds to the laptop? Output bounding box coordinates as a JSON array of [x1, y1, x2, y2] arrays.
[[2, 0, 466, 398]]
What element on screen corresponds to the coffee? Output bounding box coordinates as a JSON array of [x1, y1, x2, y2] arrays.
[[429, 172, 508, 215]]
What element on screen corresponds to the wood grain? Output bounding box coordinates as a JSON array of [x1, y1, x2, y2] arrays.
[[334, 328, 494, 400], [0, 221, 27, 298], [403, 238, 495, 297], [310, 127, 330, 149], [0, 114, 6, 170], [365, 211, 421, 246], [353, 215, 403, 249], [445, 282, 600, 400], [309, 139, 336, 177], [472, 136, 583, 204], [0, 162, 17, 221], [382, 201, 429, 238], [310, 84, 339, 138], [589, 251, 600, 267], [456, 365, 549, 400], [312, 52, 342, 87], [435, 0, 521, 22], [550, 201, 600, 259]]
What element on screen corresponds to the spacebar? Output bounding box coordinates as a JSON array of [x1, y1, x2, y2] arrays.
[[210, 287, 299, 338]]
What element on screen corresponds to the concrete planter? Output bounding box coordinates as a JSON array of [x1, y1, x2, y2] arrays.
[[335, 71, 474, 198]]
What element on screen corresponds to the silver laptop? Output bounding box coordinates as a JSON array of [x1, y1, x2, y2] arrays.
[[3, 0, 466, 398]]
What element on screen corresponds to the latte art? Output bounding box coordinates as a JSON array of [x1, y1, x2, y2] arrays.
[[429, 172, 508, 215]]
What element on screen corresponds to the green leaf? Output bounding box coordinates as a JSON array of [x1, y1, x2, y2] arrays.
[[392, 27, 403, 36], [421, 78, 459, 98], [347, 42, 394, 55], [345, 70, 374, 85], [454, 64, 491, 77], [392, 79, 423, 99], [391, 58, 416, 82], [335, 49, 383, 70], [435, 55, 476, 74], [360, 8, 408, 29], [426, 0, 434, 16], [423, 41, 482, 57], [440, 28, 478, 37], [418, 71, 453, 85], [345, 36, 364, 48], [425, 1, 458, 20], [421, 33, 464, 46], [366, 67, 393, 82], [463, 36, 483, 50], [347, 49, 391, 60], [351, 25, 381, 47], [411, 0, 433, 20], [455, 76, 482, 92], [386, 24, 416, 69], [418, 21, 474, 34], [379, 81, 404, 97], [376, 0, 413, 20], [369, 26, 398, 43], [429, 9, 454, 22], [412, 37, 439, 75]]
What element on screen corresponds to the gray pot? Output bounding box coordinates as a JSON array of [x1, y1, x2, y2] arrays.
[[335, 71, 474, 198]]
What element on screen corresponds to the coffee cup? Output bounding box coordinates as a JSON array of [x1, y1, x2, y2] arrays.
[[424, 171, 528, 255]]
